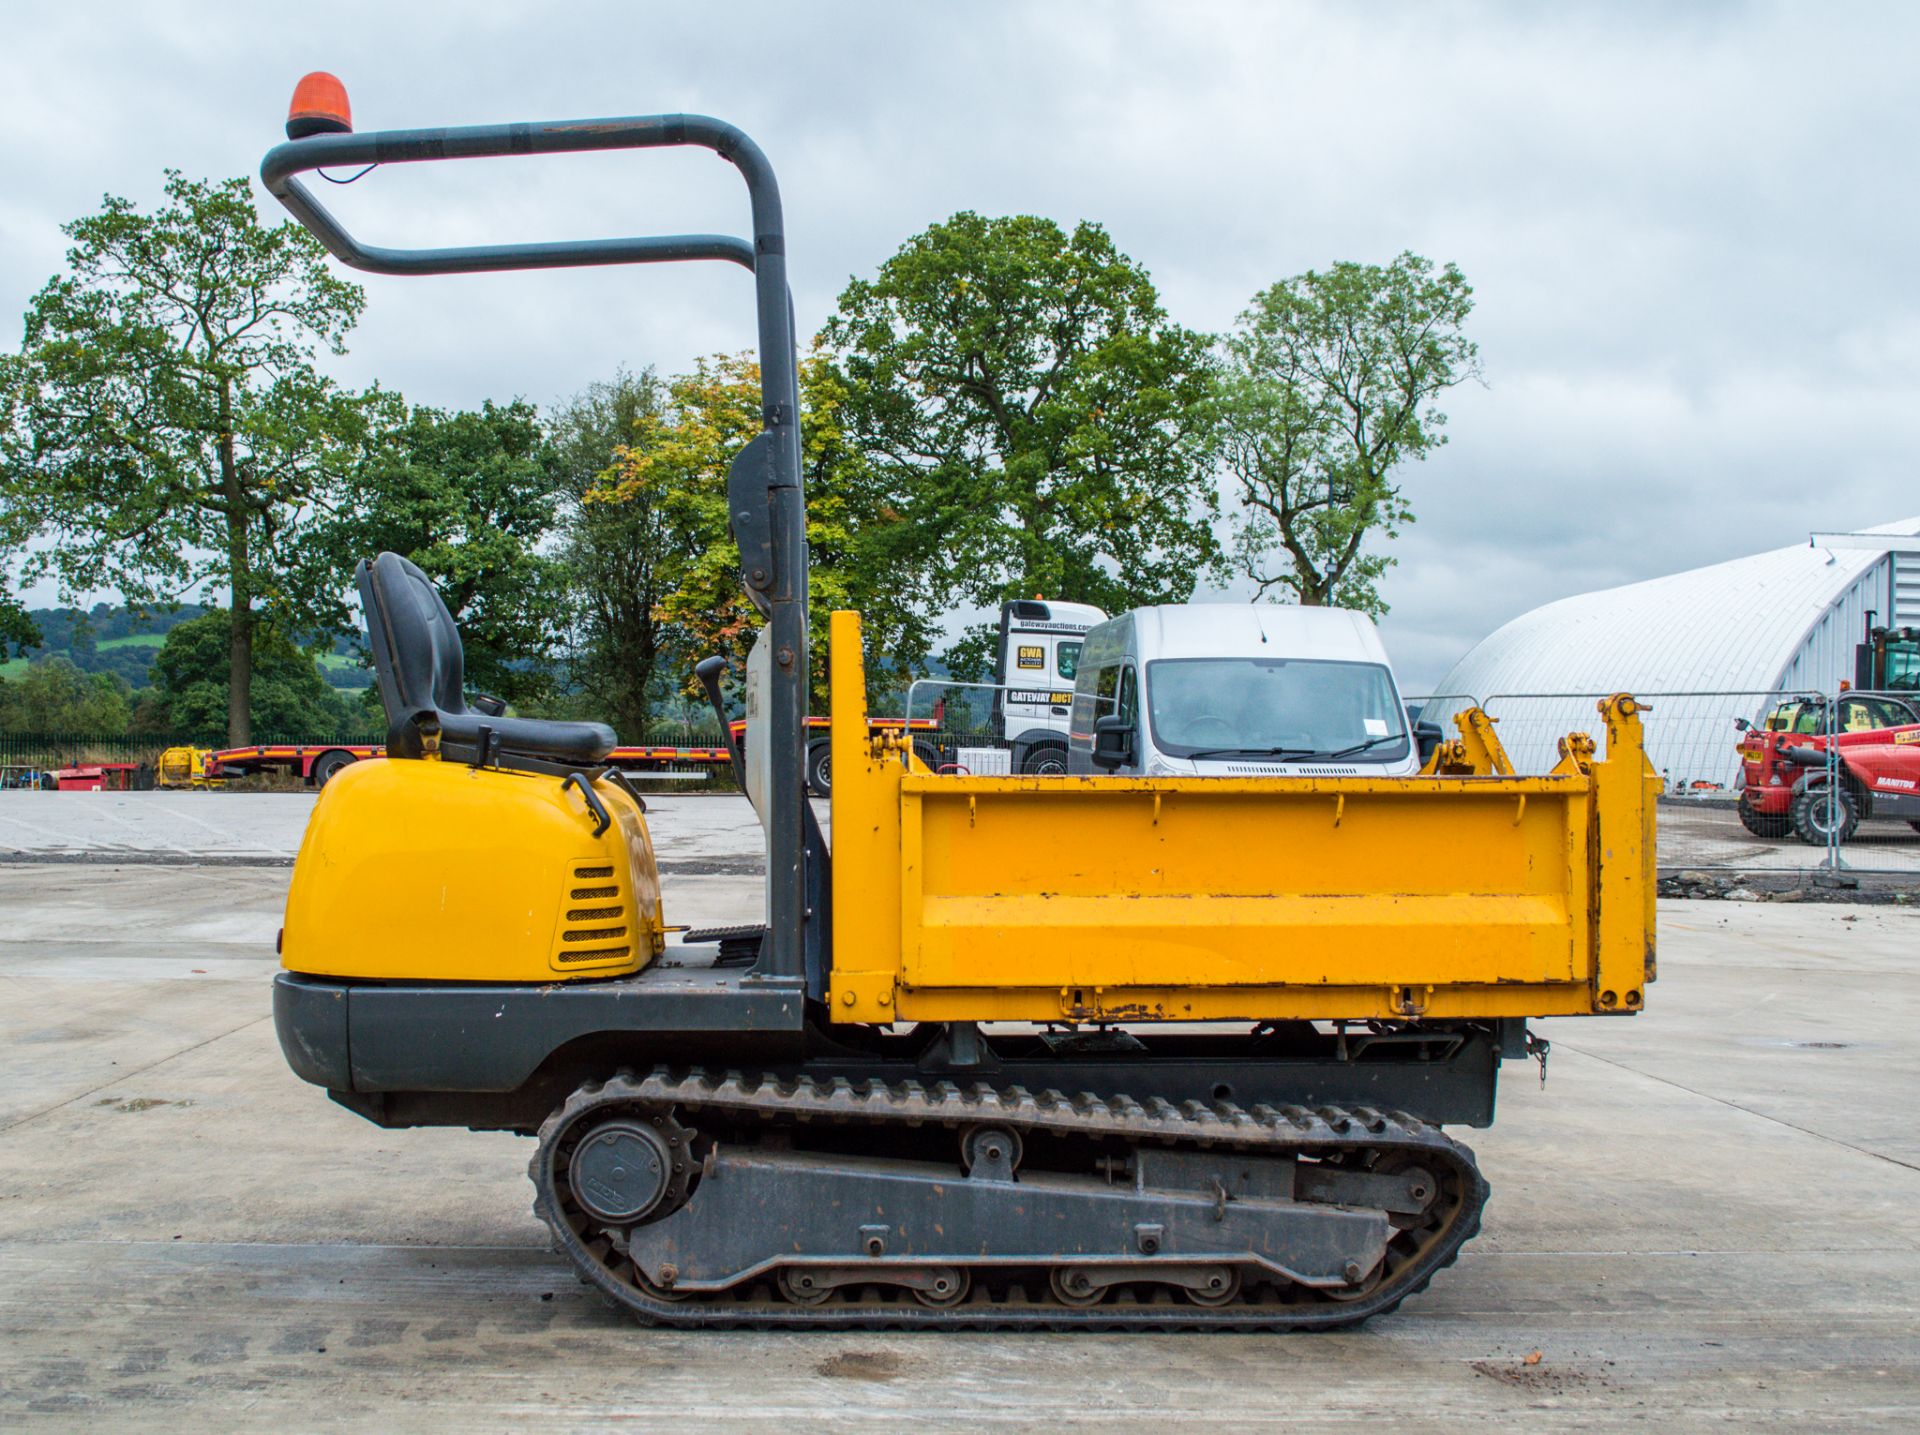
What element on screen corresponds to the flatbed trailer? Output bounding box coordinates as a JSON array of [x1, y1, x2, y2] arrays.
[[203, 740, 729, 789], [203, 743, 383, 788], [197, 716, 935, 790]]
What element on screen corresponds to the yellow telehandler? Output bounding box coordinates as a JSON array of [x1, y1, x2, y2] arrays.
[[263, 75, 1656, 1329]]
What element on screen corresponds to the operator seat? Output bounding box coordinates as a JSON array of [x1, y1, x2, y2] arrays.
[[356, 552, 615, 766]]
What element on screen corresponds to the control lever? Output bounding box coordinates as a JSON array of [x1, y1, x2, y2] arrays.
[[694, 656, 751, 804]]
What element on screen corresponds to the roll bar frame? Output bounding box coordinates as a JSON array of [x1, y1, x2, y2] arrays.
[[261, 111, 811, 987]]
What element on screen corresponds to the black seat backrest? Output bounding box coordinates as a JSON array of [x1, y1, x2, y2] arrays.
[[358, 552, 466, 729], [355, 552, 616, 766]]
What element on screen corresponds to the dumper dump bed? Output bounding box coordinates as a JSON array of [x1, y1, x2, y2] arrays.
[[828, 611, 1657, 1028]]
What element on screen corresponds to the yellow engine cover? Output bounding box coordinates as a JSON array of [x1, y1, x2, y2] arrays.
[[281, 757, 664, 982]]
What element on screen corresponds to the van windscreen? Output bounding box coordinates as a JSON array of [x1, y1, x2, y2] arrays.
[[1144, 658, 1408, 761]]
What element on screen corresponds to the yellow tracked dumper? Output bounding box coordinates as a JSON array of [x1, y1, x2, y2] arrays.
[[264, 77, 1656, 1329]]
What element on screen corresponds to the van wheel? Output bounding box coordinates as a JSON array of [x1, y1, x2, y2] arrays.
[[311, 749, 355, 788], [805, 741, 832, 797], [1021, 743, 1069, 777], [1790, 782, 1858, 846]]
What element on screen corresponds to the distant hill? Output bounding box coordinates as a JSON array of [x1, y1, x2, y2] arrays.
[[0, 603, 370, 689]]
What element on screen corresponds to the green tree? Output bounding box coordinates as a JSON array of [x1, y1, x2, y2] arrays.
[[0, 596, 34, 658], [1218, 253, 1480, 617], [799, 355, 943, 702], [589, 358, 785, 707], [821, 211, 1221, 673], [301, 396, 564, 704], [147, 610, 358, 744], [591, 353, 939, 711], [0, 171, 366, 745], [549, 370, 674, 737], [0, 558, 38, 657], [0, 657, 131, 734]]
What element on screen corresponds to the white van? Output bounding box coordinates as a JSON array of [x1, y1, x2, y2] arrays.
[[991, 599, 1108, 775], [1067, 605, 1428, 777]]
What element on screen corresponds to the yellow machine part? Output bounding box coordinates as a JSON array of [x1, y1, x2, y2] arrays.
[[281, 757, 664, 982], [1420, 708, 1515, 776], [828, 610, 1658, 1027], [156, 746, 221, 789]]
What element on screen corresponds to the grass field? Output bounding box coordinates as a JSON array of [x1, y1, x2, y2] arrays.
[[1, 632, 163, 682]]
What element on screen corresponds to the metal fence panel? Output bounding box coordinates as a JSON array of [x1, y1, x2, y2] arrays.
[[1478, 690, 1790, 789], [1404, 694, 1480, 724], [903, 678, 1060, 775], [1480, 690, 1920, 877]]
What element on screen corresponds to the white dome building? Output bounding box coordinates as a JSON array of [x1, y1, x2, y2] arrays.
[[1424, 517, 1920, 786]]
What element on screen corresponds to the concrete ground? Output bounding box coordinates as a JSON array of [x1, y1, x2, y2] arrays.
[[1658, 800, 1920, 875], [0, 794, 1917, 1429], [0, 790, 777, 874]]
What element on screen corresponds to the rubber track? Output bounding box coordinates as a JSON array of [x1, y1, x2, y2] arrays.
[[530, 1066, 1489, 1331]]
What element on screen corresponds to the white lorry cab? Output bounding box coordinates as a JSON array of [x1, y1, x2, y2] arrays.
[[991, 599, 1108, 775], [1067, 604, 1428, 778]]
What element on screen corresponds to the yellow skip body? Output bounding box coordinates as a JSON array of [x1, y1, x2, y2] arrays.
[[827, 609, 1657, 1027], [282, 757, 664, 982]]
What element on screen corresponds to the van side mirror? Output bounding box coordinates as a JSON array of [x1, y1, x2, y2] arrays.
[[1732, 717, 1751, 732], [1091, 714, 1134, 770], [1413, 719, 1444, 762]]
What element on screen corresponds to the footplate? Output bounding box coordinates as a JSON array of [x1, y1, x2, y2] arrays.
[[530, 1067, 1489, 1330]]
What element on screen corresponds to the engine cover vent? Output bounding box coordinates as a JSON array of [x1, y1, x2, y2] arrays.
[[549, 860, 633, 971]]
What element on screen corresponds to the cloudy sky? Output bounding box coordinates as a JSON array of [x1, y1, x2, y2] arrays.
[[3, 2, 1915, 689]]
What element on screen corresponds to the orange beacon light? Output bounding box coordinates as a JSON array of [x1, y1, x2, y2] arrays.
[[286, 72, 353, 141]]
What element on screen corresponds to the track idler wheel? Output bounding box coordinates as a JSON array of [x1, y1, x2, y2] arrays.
[[959, 1124, 1022, 1176], [1322, 1152, 1448, 1301], [1183, 1267, 1242, 1307], [565, 1110, 695, 1226], [1049, 1267, 1106, 1308], [912, 1267, 971, 1308], [1381, 1159, 1441, 1231], [776, 1269, 833, 1306]]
